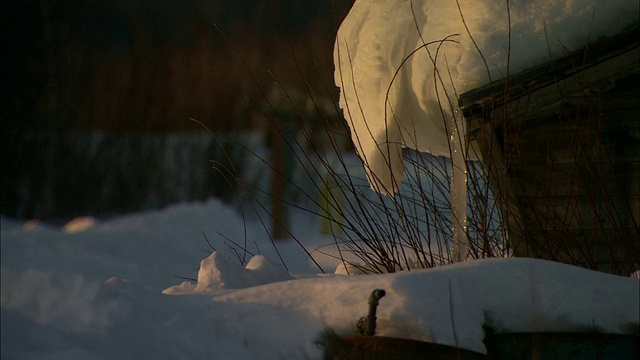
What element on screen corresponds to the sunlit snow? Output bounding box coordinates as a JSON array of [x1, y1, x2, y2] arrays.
[[334, 0, 639, 194]]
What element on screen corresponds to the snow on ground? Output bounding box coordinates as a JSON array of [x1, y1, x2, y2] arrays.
[[2, 198, 638, 358], [1, 199, 333, 359]]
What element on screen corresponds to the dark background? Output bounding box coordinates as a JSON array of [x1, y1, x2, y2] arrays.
[[1, 0, 355, 220]]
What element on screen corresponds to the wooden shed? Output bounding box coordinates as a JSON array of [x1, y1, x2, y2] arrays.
[[460, 27, 639, 276]]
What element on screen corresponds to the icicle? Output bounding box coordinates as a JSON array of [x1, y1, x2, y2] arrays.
[[450, 110, 468, 262]]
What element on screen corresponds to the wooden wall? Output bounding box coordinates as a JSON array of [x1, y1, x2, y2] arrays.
[[463, 39, 639, 276]]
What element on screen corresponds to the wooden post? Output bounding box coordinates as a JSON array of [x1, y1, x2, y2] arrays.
[[268, 118, 289, 240]]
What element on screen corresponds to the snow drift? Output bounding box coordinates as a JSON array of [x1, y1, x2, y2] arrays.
[[2, 200, 639, 358], [169, 252, 640, 355]]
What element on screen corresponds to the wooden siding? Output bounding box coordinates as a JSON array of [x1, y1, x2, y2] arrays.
[[461, 29, 639, 275]]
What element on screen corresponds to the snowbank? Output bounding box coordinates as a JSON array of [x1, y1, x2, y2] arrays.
[[2, 199, 638, 358], [172, 254, 640, 354], [163, 252, 293, 293], [1, 200, 330, 359]]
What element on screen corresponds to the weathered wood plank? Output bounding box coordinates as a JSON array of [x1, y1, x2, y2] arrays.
[[509, 163, 640, 197], [518, 197, 638, 230], [461, 28, 640, 275]]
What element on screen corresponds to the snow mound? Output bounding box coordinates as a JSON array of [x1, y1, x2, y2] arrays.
[[211, 258, 640, 354], [334, 261, 367, 275], [62, 216, 96, 233], [163, 252, 293, 294]]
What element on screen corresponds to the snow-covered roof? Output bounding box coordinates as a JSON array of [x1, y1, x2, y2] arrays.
[[334, 0, 639, 194], [460, 26, 640, 113]]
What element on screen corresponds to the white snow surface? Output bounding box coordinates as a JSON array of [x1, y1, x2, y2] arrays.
[[2, 198, 639, 358], [334, 0, 639, 194]]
